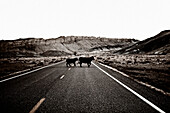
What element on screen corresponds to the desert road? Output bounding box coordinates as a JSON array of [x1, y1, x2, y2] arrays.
[[0, 61, 169, 113]]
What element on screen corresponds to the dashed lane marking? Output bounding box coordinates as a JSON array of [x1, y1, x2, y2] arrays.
[[29, 98, 45, 113], [60, 75, 65, 79], [92, 62, 165, 113], [68, 68, 71, 70]]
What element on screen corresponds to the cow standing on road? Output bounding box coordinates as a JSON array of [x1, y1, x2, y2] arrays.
[[66, 58, 78, 67], [79, 56, 95, 67]]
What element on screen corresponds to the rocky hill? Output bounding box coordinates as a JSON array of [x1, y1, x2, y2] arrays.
[[0, 36, 137, 58], [114, 30, 170, 55]]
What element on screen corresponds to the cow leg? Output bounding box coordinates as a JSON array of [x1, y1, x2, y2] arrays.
[[88, 63, 90, 67], [66, 63, 68, 67], [74, 62, 76, 66], [80, 62, 82, 67]]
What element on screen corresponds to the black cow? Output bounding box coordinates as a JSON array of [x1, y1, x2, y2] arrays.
[[79, 56, 95, 67], [66, 58, 78, 67]]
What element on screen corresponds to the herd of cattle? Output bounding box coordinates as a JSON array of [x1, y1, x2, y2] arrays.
[[66, 56, 95, 67]]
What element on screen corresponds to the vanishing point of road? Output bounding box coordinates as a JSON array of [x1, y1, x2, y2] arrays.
[[0, 61, 169, 113]]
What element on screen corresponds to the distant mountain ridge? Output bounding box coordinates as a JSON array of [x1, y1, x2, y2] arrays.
[[114, 30, 170, 55], [1, 30, 169, 58], [0, 36, 137, 58]]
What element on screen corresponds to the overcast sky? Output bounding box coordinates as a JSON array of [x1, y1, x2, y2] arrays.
[[0, 0, 169, 40]]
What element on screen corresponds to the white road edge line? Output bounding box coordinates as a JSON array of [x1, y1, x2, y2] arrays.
[[98, 62, 130, 78], [92, 62, 165, 113], [60, 75, 65, 79], [0, 60, 65, 83], [29, 98, 45, 113], [99, 62, 170, 96]]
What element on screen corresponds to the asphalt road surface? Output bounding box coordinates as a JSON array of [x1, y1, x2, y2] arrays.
[[0, 61, 169, 113]]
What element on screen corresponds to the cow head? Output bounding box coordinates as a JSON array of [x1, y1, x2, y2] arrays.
[[90, 56, 95, 60]]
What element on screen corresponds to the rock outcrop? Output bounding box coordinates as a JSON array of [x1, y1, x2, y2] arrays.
[[0, 36, 137, 58]]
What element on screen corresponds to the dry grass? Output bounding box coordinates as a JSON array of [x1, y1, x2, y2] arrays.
[[96, 55, 170, 93], [1, 54, 170, 94], [0, 56, 67, 79]]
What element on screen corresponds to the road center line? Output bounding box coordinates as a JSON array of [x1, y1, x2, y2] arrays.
[[29, 98, 45, 113], [92, 62, 165, 113], [60, 75, 65, 79]]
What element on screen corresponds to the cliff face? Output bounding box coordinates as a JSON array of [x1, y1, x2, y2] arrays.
[[114, 30, 170, 55], [0, 36, 137, 58]]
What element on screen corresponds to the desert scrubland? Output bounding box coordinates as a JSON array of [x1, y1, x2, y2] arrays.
[[0, 54, 170, 95], [96, 55, 170, 94], [0, 56, 67, 80], [0, 30, 170, 96]]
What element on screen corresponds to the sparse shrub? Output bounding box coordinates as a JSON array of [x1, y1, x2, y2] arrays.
[[2, 60, 10, 63], [141, 61, 150, 64], [127, 61, 132, 64], [37, 61, 44, 66], [73, 52, 77, 56], [165, 60, 170, 64], [96, 57, 102, 60], [31, 61, 37, 64]]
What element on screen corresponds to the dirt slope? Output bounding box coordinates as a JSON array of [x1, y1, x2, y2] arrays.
[[114, 30, 170, 55]]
